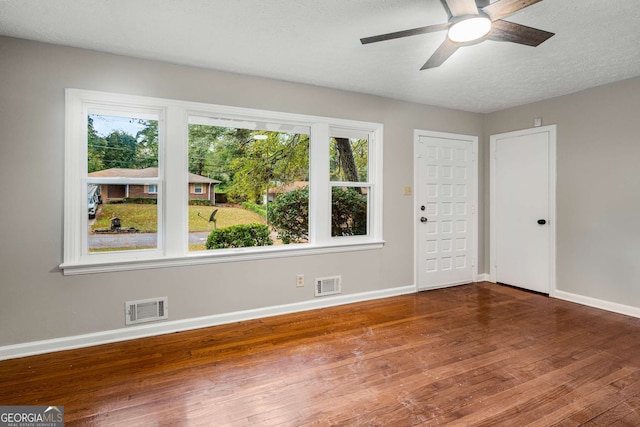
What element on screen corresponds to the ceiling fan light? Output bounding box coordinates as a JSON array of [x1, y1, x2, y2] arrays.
[[448, 16, 492, 43]]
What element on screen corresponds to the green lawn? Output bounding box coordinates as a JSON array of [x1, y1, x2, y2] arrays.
[[92, 204, 266, 233], [92, 204, 158, 232], [189, 205, 265, 232]]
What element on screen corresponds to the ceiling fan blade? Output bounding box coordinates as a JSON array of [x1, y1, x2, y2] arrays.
[[360, 23, 450, 44], [439, 0, 453, 18], [482, 0, 544, 21], [488, 20, 554, 46], [445, 0, 479, 16], [421, 38, 461, 70]]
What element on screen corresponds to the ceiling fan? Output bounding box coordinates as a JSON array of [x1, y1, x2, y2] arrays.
[[360, 0, 554, 70]]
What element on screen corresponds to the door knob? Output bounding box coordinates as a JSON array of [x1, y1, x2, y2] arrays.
[[537, 219, 547, 225], [420, 217, 428, 223]]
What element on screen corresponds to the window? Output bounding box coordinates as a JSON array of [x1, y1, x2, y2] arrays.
[[62, 89, 383, 274], [85, 108, 162, 255], [187, 116, 310, 251], [330, 129, 371, 238]]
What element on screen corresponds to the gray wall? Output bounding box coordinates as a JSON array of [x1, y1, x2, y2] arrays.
[[4, 34, 637, 349], [485, 76, 640, 306], [0, 36, 484, 347]]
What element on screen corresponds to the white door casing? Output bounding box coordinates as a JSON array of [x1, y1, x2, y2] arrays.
[[414, 130, 478, 290], [490, 125, 556, 294]]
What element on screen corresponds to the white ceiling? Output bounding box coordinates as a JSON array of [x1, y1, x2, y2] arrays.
[[1, 0, 639, 113]]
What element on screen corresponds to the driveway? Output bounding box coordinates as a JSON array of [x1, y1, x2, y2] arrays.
[[88, 232, 210, 249]]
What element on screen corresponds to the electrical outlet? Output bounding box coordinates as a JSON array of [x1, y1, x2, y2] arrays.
[[296, 274, 305, 287]]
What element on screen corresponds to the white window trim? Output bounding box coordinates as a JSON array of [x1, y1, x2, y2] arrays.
[[327, 129, 380, 241], [61, 89, 384, 275], [192, 183, 203, 194], [147, 184, 158, 194]]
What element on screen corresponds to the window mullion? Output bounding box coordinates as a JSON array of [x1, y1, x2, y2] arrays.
[[164, 105, 188, 257], [310, 123, 330, 245]]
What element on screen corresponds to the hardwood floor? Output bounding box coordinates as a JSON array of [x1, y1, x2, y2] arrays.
[[2, 282, 640, 426]]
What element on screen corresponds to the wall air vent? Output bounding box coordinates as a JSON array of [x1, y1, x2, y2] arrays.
[[125, 297, 168, 326], [315, 276, 341, 297]]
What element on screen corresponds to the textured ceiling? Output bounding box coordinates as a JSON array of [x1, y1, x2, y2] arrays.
[[1, 0, 639, 113]]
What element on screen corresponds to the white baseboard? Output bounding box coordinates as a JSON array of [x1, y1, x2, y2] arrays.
[[482, 279, 639, 318], [477, 273, 493, 282], [0, 285, 416, 361], [552, 289, 640, 319]]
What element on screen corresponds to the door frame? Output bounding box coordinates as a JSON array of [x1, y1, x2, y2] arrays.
[[489, 125, 557, 295], [413, 129, 479, 291]]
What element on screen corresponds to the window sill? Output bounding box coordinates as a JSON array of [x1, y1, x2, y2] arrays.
[[59, 240, 385, 276]]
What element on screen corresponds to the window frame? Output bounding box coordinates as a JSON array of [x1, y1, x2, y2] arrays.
[[61, 89, 383, 275], [192, 183, 203, 194], [329, 128, 375, 240]]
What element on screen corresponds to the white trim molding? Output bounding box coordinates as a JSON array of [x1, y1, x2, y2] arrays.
[[0, 285, 415, 361], [553, 289, 640, 319], [60, 241, 384, 275]]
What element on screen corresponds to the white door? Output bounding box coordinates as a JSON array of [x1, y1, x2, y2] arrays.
[[415, 130, 477, 290], [490, 125, 556, 294]]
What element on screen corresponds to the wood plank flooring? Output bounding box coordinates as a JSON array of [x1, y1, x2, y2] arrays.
[[2, 282, 640, 426]]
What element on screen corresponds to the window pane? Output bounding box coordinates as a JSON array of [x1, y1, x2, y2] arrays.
[[330, 136, 368, 182], [88, 114, 158, 174], [87, 113, 159, 253], [87, 183, 158, 252], [331, 186, 368, 237], [187, 121, 310, 251]]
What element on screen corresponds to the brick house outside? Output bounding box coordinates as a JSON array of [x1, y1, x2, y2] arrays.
[[88, 167, 221, 204]]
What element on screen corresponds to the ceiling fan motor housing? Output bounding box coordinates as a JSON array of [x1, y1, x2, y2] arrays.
[[447, 12, 492, 44]]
